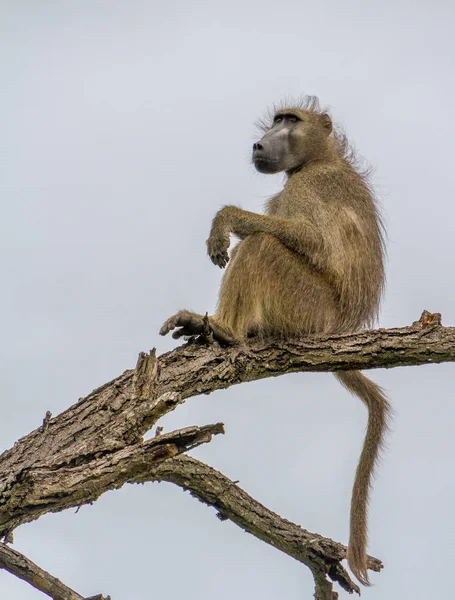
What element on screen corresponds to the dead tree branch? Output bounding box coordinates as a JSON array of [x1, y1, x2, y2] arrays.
[[138, 454, 382, 596], [0, 312, 451, 598], [0, 542, 111, 600], [0, 421, 224, 538]]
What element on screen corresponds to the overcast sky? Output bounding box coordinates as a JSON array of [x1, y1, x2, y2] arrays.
[[1, 1, 455, 599]]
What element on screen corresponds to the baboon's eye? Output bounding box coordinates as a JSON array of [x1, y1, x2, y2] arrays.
[[288, 115, 299, 123], [274, 115, 283, 124]]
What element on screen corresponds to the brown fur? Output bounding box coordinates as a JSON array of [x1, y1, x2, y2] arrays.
[[160, 96, 391, 585]]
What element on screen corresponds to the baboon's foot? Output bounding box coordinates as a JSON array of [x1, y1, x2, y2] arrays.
[[160, 310, 205, 339], [160, 310, 237, 346]]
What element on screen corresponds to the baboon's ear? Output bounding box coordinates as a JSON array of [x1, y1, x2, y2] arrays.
[[319, 113, 333, 133]]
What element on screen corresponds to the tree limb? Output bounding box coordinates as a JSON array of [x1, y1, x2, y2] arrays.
[[157, 310, 449, 401], [0, 422, 224, 538], [138, 454, 381, 596], [0, 542, 111, 600], [0, 312, 450, 597]]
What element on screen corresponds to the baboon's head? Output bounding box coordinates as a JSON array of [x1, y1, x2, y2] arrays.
[[252, 106, 333, 174]]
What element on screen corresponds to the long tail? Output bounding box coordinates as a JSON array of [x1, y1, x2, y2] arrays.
[[335, 370, 391, 586]]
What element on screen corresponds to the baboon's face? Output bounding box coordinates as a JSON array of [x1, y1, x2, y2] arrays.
[[252, 110, 330, 174]]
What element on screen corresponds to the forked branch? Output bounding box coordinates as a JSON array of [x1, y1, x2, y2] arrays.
[[0, 312, 451, 599]]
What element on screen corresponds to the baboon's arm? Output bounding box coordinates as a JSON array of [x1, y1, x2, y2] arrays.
[[207, 205, 323, 268]]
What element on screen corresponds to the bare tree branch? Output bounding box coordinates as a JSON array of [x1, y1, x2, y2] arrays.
[[0, 421, 224, 538], [157, 311, 449, 401], [0, 312, 450, 597], [138, 454, 379, 596], [0, 542, 111, 600]]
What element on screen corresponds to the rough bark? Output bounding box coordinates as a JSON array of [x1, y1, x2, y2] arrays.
[[0, 312, 451, 599]]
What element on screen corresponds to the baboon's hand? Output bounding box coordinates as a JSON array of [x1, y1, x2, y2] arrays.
[[159, 310, 204, 339], [206, 229, 230, 268]]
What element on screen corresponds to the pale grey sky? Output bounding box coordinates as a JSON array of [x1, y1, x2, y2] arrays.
[[1, 1, 455, 599]]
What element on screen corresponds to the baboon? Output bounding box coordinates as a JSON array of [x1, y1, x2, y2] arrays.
[[160, 96, 390, 586]]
